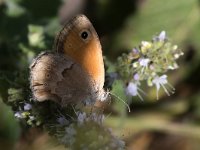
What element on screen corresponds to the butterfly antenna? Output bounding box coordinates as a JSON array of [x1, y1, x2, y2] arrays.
[[109, 92, 131, 112], [71, 104, 78, 117]]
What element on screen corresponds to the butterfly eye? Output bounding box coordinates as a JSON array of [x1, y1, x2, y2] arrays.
[[79, 30, 91, 41]]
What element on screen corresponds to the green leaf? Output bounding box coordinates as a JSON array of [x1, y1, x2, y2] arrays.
[[28, 25, 45, 48], [5, 0, 25, 17], [7, 88, 24, 103], [0, 99, 20, 141], [113, 0, 199, 50]]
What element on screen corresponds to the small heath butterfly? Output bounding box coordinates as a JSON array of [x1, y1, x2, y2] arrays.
[[30, 15, 105, 105]]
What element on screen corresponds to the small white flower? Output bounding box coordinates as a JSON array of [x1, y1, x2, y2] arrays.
[[126, 82, 144, 100], [126, 82, 138, 96], [90, 113, 104, 124], [77, 112, 87, 125], [152, 75, 168, 90], [158, 31, 166, 41], [29, 116, 35, 121], [141, 41, 152, 48], [57, 117, 69, 126], [132, 62, 138, 68], [168, 66, 174, 70], [133, 73, 140, 81], [174, 52, 184, 59], [24, 103, 32, 111], [174, 54, 180, 59], [139, 58, 150, 67], [131, 48, 140, 58], [141, 41, 152, 54], [153, 31, 167, 41], [14, 112, 23, 119], [168, 63, 178, 70], [132, 48, 139, 54], [138, 58, 150, 73], [152, 75, 175, 99]]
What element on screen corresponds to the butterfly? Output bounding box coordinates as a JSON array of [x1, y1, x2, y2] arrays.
[[30, 15, 105, 105]]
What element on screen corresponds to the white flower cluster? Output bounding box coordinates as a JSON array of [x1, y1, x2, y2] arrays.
[[120, 31, 184, 100], [14, 103, 36, 125], [60, 114, 124, 149]]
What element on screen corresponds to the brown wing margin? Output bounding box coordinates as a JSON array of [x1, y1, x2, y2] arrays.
[[53, 14, 87, 53]]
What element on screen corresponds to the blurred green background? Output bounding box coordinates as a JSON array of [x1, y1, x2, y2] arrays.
[[1, 0, 200, 149]]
